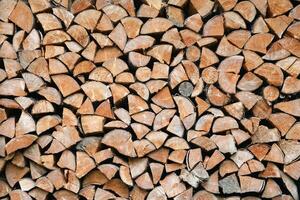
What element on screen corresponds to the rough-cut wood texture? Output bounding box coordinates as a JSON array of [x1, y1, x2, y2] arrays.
[[0, 0, 299, 199]]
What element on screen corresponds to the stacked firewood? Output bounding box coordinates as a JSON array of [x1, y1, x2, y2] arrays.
[[0, 0, 299, 199]]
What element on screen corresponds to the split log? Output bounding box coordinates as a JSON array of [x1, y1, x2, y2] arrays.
[[8, 1, 34, 33], [102, 129, 136, 157], [274, 99, 300, 117]]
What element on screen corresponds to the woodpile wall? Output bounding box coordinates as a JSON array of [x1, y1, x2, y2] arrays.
[[0, 0, 299, 199]]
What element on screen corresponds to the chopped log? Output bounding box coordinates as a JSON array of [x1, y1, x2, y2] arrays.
[[203, 15, 224, 37], [240, 176, 265, 193], [169, 64, 189, 89], [81, 115, 105, 134], [266, 15, 293, 38], [218, 72, 239, 94], [180, 29, 201, 46], [252, 99, 272, 119], [285, 122, 300, 140], [10, 190, 32, 200], [160, 173, 186, 198], [141, 18, 173, 34], [137, 4, 159, 18], [76, 151, 95, 178], [147, 44, 173, 64], [252, 16, 269, 33], [186, 46, 200, 62], [51, 75, 80, 97], [245, 33, 274, 54], [124, 36, 155, 53], [37, 13, 62, 31], [0, 0, 17, 22], [129, 157, 148, 179], [8, 1, 34, 33], [282, 76, 300, 94], [0, 118, 15, 138], [74, 9, 101, 31], [0, 78, 26, 96], [190, 0, 214, 17], [289, 5, 300, 21], [19, 178, 35, 191], [237, 72, 263, 91], [120, 166, 133, 187], [164, 136, 188, 150], [151, 87, 175, 108], [231, 149, 254, 168], [227, 30, 251, 49], [151, 62, 169, 80], [264, 144, 284, 164], [219, 160, 238, 177], [89, 67, 113, 83], [16, 111, 35, 135], [219, 174, 241, 194], [200, 47, 219, 68], [262, 179, 282, 198], [102, 129, 136, 157], [133, 139, 155, 157], [224, 102, 244, 120], [67, 25, 89, 47], [280, 171, 299, 200], [206, 150, 225, 170], [268, 113, 296, 136], [184, 14, 203, 32], [278, 37, 300, 58], [121, 17, 143, 39], [274, 99, 300, 117], [81, 81, 111, 102], [146, 186, 167, 200], [268, 0, 293, 17], [195, 114, 214, 133], [207, 85, 230, 107], [236, 91, 262, 110], [224, 11, 246, 29], [174, 96, 195, 120], [218, 0, 237, 11], [103, 5, 128, 22], [191, 79, 204, 98], [135, 172, 154, 190], [6, 134, 37, 155], [36, 115, 61, 134], [279, 140, 300, 164], [0, 41, 16, 59], [216, 36, 241, 57], [5, 163, 29, 187], [212, 116, 238, 133], [109, 23, 127, 50], [284, 160, 300, 180], [234, 1, 256, 22], [243, 50, 263, 71], [43, 30, 71, 45], [0, 22, 14, 35], [166, 6, 184, 27], [28, 0, 50, 13], [174, 188, 193, 200], [211, 134, 237, 154], [129, 52, 151, 67], [252, 125, 280, 144]]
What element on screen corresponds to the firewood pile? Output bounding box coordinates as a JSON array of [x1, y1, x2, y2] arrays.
[[0, 0, 300, 199]]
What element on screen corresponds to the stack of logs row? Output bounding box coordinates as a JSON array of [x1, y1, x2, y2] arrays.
[[0, 0, 299, 199]]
